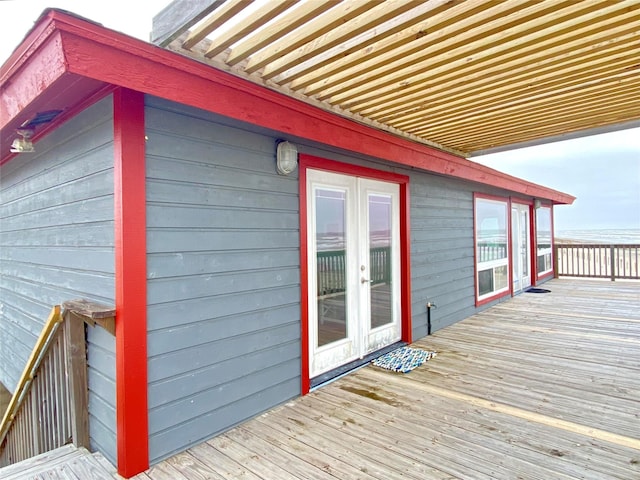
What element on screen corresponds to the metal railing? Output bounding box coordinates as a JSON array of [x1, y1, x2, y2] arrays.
[[554, 244, 640, 281], [0, 300, 115, 467], [317, 247, 391, 296]]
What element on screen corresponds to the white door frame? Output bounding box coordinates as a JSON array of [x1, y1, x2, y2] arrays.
[[307, 169, 401, 379], [511, 203, 532, 293]]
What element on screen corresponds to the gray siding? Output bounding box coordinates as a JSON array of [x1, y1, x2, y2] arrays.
[[145, 97, 300, 463], [0, 97, 117, 464], [143, 97, 536, 464], [409, 175, 477, 337]]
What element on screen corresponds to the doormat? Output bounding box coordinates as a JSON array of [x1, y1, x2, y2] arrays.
[[371, 347, 437, 373], [526, 287, 551, 293]]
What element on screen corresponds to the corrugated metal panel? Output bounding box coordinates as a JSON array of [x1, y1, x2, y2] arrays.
[[0, 97, 117, 464]]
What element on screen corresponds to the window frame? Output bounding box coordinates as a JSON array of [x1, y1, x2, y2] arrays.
[[474, 193, 511, 306]]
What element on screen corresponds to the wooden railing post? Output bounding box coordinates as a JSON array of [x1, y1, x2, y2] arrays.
[[553, 245, 559, 278], [63, 311, 90, 449], [610, 244, 616, 282]]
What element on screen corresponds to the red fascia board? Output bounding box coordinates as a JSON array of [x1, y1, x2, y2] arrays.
[[0, 32, 67, 128], [1, 9, 575, 205], [1, 73, 108, 164]]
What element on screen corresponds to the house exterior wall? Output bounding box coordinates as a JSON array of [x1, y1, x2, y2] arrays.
[[143, 97, 520, 463], [144, 97, 301, 463], [0, 97, 117, 463]]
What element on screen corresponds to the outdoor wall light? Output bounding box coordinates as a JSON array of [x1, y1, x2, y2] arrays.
[[10, 128, 35, 153], [534, 199, 542, 209], [276, 140, 298, 175]]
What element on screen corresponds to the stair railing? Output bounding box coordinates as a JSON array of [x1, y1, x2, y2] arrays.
[[0, 300, 115, 467]]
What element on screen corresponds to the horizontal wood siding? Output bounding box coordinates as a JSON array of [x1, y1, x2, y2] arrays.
[[145, 97, 300, 464], [409, 176, 477, 338], [143, 98, 537, 464], [0, 98, 116, 464]]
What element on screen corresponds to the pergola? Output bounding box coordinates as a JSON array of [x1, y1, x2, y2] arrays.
[[152, 0, 640, 158]]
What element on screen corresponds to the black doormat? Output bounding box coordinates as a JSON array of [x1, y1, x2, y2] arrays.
[[526, 287, 551, 293]]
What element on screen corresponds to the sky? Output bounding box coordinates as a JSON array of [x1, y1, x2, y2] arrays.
[[1, 0, 639, 234]]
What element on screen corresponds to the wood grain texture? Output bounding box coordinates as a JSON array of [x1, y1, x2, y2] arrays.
[[156, 0, 640, 155], [0, 96, 117, 464], [0, 446, 118, 480], [145, 99, 301, 464], [133, 278, 639, 480]]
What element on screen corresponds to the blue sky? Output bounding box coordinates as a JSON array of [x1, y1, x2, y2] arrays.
[[2, 1, 638, 233]]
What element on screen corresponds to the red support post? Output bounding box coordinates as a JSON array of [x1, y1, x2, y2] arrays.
[[113, 88, 148, 477]]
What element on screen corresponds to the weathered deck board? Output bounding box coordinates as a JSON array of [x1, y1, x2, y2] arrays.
[[132, 278, 637, 480], [0, 445, 118, 480], [5, 278, 638, 479]]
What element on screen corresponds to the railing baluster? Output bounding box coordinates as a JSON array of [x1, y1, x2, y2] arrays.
[[555, 243, 639, 280]]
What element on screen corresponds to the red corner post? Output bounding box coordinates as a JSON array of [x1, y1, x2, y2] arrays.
[[113, 88, 148, 477]]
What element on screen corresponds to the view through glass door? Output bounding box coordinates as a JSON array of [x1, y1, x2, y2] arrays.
[[307, 169, 401, 379], [511, 204, 531, 293]]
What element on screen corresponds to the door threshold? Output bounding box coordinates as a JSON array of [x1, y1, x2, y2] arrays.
[[310, 341, 405, 391]]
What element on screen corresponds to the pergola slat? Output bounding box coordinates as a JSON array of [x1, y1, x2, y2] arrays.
[[324, 0, 636, 105], [369, 35, 639, 123], [182, 0, 253, 50], [355, 24, 640, 118], [260, 0, 439, 82], [282, 0, 465, 89], [300, 0, 542, 97], [387, 52, 639, 131], [203, 1, 296, 59], [244, 0, 378, 74], [225, 1, 339, 66], [154, 0, 640, 156]]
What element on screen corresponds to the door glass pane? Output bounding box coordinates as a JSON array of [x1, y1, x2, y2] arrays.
[[315, 189, 347, 346], [520, 211, 528, 276], [511, 209, 519, 288], [369, 194, 392, 329]]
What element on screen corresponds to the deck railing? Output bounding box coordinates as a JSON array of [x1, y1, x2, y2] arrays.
[[317, 247, 391, 296], [0, 300, 115, 467], [477, 242, 508, 263], [554, 243, 640, 281]]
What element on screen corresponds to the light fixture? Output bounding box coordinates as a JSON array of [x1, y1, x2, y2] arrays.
[[276, 140, 298, 175], [534, 199, 542, 209], [10, 128, 35, 153]]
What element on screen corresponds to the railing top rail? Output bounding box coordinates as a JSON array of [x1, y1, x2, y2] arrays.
[[556, 243, 640, 248], [0, 306, 62, 446]]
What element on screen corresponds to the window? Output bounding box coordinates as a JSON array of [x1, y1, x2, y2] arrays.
[[536, 206, 553, 276], [475, 196, 509, 302]]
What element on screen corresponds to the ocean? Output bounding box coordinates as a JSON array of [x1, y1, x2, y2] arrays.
[[555, 228, 640, 244]]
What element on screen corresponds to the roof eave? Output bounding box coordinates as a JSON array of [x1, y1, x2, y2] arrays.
[[0, 9, 575, 205]]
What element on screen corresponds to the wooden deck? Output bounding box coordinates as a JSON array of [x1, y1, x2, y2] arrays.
[[130, 278, 639, 480], [5, 278, 638, 479]]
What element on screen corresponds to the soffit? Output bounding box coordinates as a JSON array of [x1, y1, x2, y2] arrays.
[[153, 0, 640, 157]]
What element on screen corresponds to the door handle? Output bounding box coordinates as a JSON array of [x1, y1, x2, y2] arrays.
[[361, 277, 372, 284]]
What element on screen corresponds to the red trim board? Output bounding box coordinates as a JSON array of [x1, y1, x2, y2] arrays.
[[113, 88, 149, 477], [299, 155, 411, 394]]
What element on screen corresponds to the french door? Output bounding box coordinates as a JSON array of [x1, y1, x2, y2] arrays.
[[307, 169, 401, 378], [511, 203, 531, 293]]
